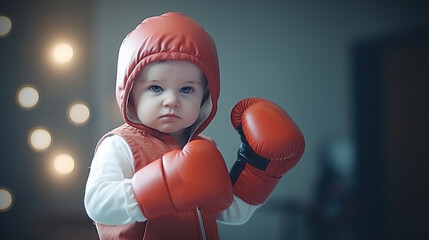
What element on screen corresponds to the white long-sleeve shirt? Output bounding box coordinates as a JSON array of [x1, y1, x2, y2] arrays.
[[84, 134, 260, 225]]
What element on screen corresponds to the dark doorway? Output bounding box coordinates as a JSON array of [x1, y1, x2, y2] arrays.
[[354, 28, 429, 239]]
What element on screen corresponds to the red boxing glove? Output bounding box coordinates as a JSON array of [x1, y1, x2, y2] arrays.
[[132, 139, 233, 219], [230, 98, 305, 205]]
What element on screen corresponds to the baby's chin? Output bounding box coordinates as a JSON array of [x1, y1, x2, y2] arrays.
[[158, 126, 186, 135], [160, 125, 194, 137]]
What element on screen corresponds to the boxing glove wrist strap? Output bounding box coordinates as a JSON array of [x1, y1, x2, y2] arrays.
[[237, 125, 270, 170], [230, 125, 271, 184]]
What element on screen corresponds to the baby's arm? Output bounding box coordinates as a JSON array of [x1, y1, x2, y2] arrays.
[[84, 135, 146, 225], [197, 135, 260, 225], [217, 195, 260, 225]]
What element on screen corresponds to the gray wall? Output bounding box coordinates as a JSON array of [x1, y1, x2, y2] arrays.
[[89, 1, 426, 239]]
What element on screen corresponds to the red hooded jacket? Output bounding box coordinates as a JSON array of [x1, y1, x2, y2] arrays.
[[94, 12, 227, 240]]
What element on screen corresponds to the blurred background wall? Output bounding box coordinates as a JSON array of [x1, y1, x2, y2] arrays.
[[0, 0, 427, 239]]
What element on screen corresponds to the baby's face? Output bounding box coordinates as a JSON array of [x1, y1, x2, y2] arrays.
[[131, 60, 206, 136]]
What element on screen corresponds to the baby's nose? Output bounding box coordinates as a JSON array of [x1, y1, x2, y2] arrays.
[[163, 91, 180, 108]]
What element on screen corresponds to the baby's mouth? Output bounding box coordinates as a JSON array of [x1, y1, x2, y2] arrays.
[[160, 113, 180, 119]]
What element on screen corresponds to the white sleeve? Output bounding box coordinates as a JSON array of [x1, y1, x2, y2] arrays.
[[84, 135, 147, 225], [217, 195, 261, 225]]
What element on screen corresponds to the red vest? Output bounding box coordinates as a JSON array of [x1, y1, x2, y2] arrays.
[[95, 124, 221, 240]]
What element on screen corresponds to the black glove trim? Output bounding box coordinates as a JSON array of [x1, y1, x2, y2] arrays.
[[230, 158, 246, 185], [237, 125, 270, 171], [229, 125, 271, 184]]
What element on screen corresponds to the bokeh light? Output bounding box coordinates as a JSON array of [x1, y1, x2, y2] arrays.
[[0, 188, 13, 212], [53, 154, 75, 175], [28, 127, 52, 152], [68, 102, 90, 126], [16, 85, 40, 110], [0, 15, 12, 37], [52, 42, 73, 63]]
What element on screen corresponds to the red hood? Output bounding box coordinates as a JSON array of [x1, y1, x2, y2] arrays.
[[115, 12, 220, 138]]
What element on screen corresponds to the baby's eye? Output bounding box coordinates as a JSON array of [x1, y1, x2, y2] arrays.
[[149, 85, 163, 93], [180, 87, 194, 94]]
